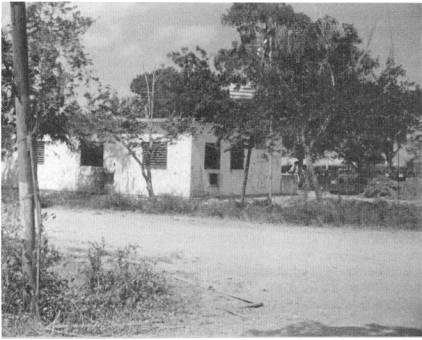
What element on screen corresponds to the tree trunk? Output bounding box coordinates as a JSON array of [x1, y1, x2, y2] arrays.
[[302, 137, 322, 201], [240, 144, 253, 205], [305, 154, 322, 201], [113, 136, 155, 198], [11, 2, 37, 313], [142, 148, 155, 198]]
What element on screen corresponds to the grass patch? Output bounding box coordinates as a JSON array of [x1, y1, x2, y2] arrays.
[[29, 189, 422, 230], [3, 188, 420, 230]]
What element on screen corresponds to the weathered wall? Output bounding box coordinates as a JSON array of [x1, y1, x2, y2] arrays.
[[38, 141, 85, 192], [190, 128, 282, 197], [105, 136, 192, 197], [34, 136, 193, 196]]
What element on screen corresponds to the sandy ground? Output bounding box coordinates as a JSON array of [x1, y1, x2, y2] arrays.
[[44, 207, 422, 336]]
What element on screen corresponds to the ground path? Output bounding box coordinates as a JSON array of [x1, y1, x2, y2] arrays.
[[45, 207, 422, 336]]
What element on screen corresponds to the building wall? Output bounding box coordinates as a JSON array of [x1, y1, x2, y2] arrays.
[[106, 135, 192, 197], [190, 129, 282, 197], [38, 141, 81, 191], [35, 136, 192, 197]]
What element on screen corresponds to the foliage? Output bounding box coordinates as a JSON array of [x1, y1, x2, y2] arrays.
[[1, 204, 64, 320], [1, 2, 94, 154], [2, 205, 170, 333], [78, 241, 167, 322], [333, 59, 422, 171], [364, 176, 422, 201], [215, 4, 380, 200], [363, 176, 398, 198]]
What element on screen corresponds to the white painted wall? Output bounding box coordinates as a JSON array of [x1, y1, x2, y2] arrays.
[[38, 141, 80, 191], [105, 135, 192, 197], [5, 128, 283, 198], [190, 128, 282, 197], [34, 136, 192, 196]]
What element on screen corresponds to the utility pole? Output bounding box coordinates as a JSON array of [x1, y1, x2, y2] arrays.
[[11, 2, 37, 312]]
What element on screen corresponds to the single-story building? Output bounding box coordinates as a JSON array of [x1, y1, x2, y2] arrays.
[[2, 125, 284, 198]]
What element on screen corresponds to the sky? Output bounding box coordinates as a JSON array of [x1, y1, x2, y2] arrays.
[[2, 2, 422, 96]]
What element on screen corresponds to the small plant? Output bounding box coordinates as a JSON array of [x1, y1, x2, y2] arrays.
[[2, 204, 171, 335]]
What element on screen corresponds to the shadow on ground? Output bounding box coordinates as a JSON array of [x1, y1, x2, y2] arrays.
[[246, 321, 422, 337]]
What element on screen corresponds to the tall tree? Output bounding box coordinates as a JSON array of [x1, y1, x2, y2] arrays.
[[218, 4, 376, 200], [2, 2, 94, 156]]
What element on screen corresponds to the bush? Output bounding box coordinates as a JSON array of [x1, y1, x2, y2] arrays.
[[75, 241, 167, 322], [364, 176, 398, 198], [1, 204, 66, 321], [2, 203, 170, 335]]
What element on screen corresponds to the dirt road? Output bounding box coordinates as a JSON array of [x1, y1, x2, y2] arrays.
[[45, 208, 422, 336]]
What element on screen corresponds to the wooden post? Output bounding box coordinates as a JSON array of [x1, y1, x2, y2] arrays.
[[11, 2, 37, 312]]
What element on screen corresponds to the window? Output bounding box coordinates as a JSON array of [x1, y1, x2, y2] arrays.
[[80, 141, 103, 167], [230, 146, 244, 170], [142, 142, 168, 169], [255, 140, 266, 150], [33, 141, 45, 164], [209, 173, 219, 187], [204, 143, 220, 170]]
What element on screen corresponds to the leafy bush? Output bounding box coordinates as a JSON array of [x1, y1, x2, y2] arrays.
[[2, 203, 169, 334], [75, 241, 167, 322], [364, 176, 398, 198], [1, 204, 66, 321]]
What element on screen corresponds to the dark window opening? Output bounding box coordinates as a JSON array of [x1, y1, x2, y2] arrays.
[[204, 143, 220, 170], [33, 141, 45, 164], [281, 164, 292, 174], [209, 173, 219, 187], [142, 142, 168, 169], [255, 140, 266, 150], [230, 146, 244, 170], [80, 141, 103, 167]]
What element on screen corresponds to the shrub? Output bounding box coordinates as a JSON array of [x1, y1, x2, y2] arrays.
[[1, 204, 66, 321], [2, 203, 170, 334], [77, 241, 167, 322], [364, 176, 398, 198]]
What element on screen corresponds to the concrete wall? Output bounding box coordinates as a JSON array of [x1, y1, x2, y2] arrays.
[[190, 129, 282, 197], [37, 141, 102, 192], [33, 136, 192, 197], [106, 136, 192, 197]]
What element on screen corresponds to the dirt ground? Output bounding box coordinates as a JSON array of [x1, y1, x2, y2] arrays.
[[44, 207, 422, 336]]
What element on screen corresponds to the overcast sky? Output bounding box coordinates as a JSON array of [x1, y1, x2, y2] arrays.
[[2, 2, 421, 96]]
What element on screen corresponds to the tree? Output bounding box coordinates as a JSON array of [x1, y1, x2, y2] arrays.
[[3, 2, 94, 316], [77, 67, 197, 198], [2, 2, 94, 157], [372, 59, 421, 170], [218, 4, 378, 200], [168, 46, 264, 204], [121, 48, 229, 197], [328, 58, 421, 176]]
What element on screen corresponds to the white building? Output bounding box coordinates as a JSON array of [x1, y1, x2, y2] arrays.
[[3, 126, 284, 198]]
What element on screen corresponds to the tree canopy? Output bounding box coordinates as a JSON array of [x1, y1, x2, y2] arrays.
[[1, 2, 94, 155]]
